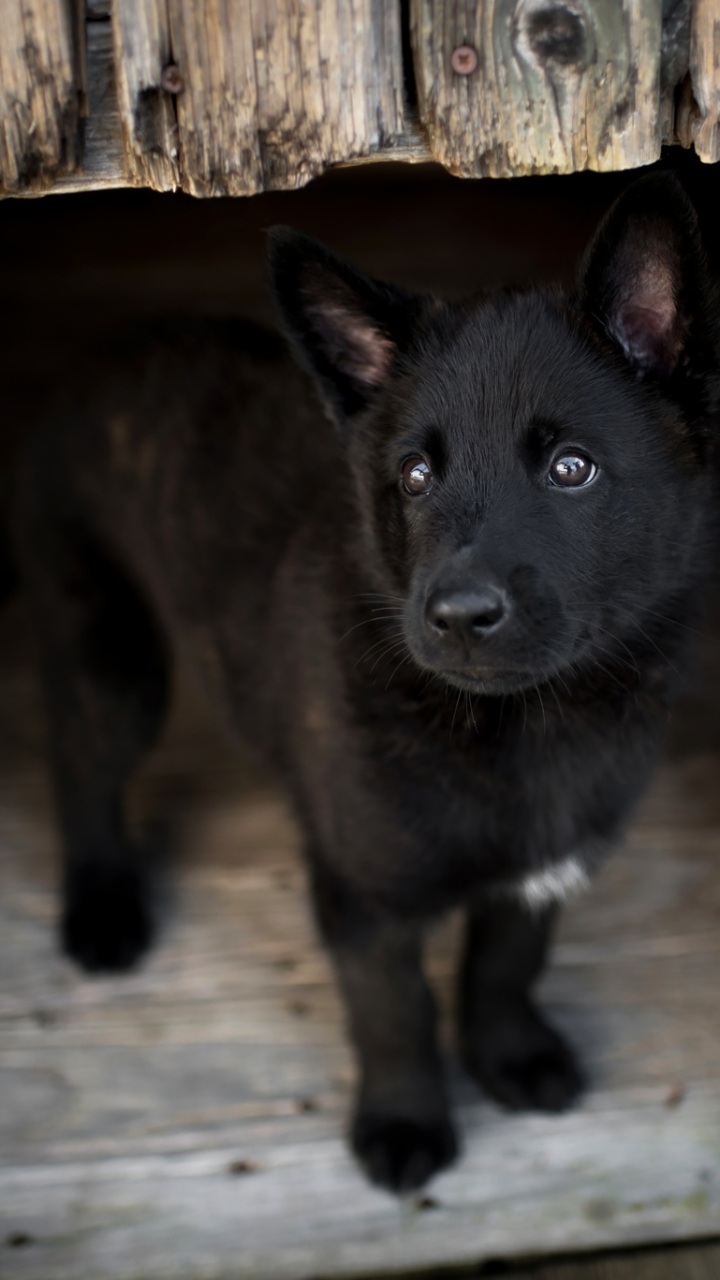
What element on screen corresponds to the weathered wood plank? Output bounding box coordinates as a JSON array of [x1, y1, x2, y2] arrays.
[[0, 0, 83, 194], [111, 0, 180, 189], [689, 0, 720, 162], [525, 1241, 720, 1279], [2, 1091, 720, 1280], [411, 0, 663, 177], [660, 0, 691, 144], [110, 0, 409, 197], [45, 11, 127, 195], [28, 8, 431, 200], [5, 0, 719, 201]]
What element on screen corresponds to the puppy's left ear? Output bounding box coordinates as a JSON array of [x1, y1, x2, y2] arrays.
[[267, 228, 429, 425], [578, 173, 718, 380]]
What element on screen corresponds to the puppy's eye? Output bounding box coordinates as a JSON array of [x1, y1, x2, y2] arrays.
[[401, 456, 433, 496], [548, 452, 597, 488]]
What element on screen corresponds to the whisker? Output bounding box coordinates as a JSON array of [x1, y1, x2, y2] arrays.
[[353, 631, 404, 668], [496, 695, 506, 739], [339, 614, 404, 643], [369, 638, 408, 675], [635, 606, 714, 642], [553, 670, 573, 699], [595, 628, 641, 677], [548, 680, 566, 725], [449, 688, 462, 741], [589, 658, 628, 689], [627, 623, 678, 675], [385, 652, 414, 689], [585, 635, 640, 675], [350, 592, 405, 605], [536, 685, 547, 735]]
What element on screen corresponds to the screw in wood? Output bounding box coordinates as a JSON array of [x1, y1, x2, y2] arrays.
[[228, 1159, 259, 1175], [6, 1234, 32, 1248], [450, 44, 478, 75], [161, 63, 185, 94]]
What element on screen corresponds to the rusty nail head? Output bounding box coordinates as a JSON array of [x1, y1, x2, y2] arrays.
[[161, 63, 184, 94], [451, 44, 478, 75]]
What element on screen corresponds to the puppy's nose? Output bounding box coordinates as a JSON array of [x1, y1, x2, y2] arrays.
[[425, 585, 509, 640]]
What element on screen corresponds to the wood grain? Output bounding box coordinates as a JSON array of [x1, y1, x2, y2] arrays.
[[9, 1, 130, 198], [525, 1241, 720, 1279], [111, 0, 180, 189], [32, 1, 431, 199], [0, 0, 83, 194], [660, 0, 691, 145], [411, 0, 663, 178], [4, 0, 720, 200], [689, 0, 720, 162], [2, 583, 720, 1278], [110, 0, 408, 197], [50, 10, 127, 194]]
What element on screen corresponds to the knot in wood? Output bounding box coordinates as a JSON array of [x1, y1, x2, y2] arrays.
[[161, 63, 185, 94], [451, 44, 478, 75], [525, 5, 588, 69]]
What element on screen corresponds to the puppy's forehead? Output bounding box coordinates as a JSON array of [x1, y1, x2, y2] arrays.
[[410, 295, 604, 433]]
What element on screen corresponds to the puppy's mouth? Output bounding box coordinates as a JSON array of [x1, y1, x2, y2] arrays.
[[436, 667, 552, 696]]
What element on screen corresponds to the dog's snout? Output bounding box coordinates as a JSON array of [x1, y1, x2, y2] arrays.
[[425, 585, 509, 641]]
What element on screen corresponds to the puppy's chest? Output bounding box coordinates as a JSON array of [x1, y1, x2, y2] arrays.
[[365, 721, 616, 908]]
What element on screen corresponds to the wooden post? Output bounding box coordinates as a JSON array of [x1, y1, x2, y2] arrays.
[[111, 0, 409, 196], [0, 0, 83, 194], [411, 0, 663, 177], [689, 0, 720, 162], [111, 0, 180, 190]]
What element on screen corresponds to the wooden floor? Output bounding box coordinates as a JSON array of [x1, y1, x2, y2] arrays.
[[510, 1239, 720, 1278], [2, 565, 720, 1280]]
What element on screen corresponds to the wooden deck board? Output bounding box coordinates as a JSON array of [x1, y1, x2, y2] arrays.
[[2, 577, 720, 1279], [509, 1239, 720, 1279]]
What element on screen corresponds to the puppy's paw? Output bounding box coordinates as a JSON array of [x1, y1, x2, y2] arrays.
[[352, 1112, 458, 1194], [62, 862, 153, 973], [464, 999, 583, 1113]]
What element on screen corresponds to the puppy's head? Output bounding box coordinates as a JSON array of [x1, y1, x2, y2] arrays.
[[268, 176, 720, 695]]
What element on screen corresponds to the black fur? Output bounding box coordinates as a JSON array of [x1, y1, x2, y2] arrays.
[[12, 175, 720, 1193]]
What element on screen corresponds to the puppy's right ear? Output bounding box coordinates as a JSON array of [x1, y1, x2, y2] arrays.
[[267, 228, 428, 424]]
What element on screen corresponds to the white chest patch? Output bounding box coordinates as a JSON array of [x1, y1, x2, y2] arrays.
[[519, 855, 589, 908]]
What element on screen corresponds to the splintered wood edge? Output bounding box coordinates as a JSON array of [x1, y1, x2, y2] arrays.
[[0, 0, 84, 195], [2, 0, 718, 200], [690, 0, 720, 163], [9, 6, 434, 200]]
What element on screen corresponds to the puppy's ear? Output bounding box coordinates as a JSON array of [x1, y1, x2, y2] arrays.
[[578, 174, 717, 380], [267, 228, 427, 422]]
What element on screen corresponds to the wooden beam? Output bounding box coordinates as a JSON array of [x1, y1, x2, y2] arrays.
[[110, 0, 410, 197], [660, 0, 691, 145], [4, 0, 719, 199], [0, 0, 83, 195], [111, 0, 180, 189], [24, 1, 430, 199], [689, 0, 720, 162], [411, 0, 663, 178]]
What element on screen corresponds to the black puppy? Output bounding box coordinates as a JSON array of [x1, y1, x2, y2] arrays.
[[13, 175, 720, 1193]]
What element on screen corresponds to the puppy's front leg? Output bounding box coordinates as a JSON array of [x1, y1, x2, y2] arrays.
[[311, 863, 456, 1193], [460, 897, 583, 1112]]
